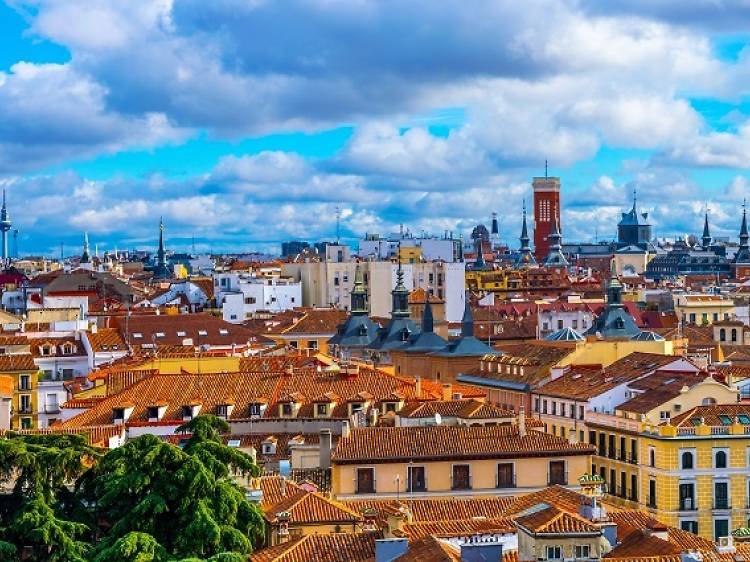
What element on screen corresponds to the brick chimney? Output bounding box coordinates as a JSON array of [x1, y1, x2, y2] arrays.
[[518, 407, 526, 438]]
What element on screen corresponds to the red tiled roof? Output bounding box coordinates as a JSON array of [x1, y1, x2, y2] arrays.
[[515, 505, 600, 535], [250, 533, 376, 562], [0, 353, 37, 372], [332, 425, 594, 464]]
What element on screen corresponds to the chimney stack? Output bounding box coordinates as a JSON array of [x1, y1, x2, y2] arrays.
[[341, 420, 351, 439], [441, 383, 453, 402], [319, 429, 332, 469], [518, 407, 526, 438], [415, 377, 422, 397]]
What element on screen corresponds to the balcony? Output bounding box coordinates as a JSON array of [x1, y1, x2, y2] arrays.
[[547, 471, 568, 486], [713, 498, 730, 510], [679, 498, 696, 511], [496, 475, 516, 489], [355, 480, 376, 495], [18, 406, 32, 414]]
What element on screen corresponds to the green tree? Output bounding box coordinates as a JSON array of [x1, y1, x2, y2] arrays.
[[0, 432, 99, 562], [81, 415, 264, 560]]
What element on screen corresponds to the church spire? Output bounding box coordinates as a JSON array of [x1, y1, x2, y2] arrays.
[[157, 217, 167, 267], [702, 208, 711, 248], [350, 263, 368, 315], [81, 232, 90, 263], [391, 247, 410, 318], [460, 294, 474, 338], [422, 299, 434, 333], [517, 199, 536, 267], [740, 200, 749, 249]]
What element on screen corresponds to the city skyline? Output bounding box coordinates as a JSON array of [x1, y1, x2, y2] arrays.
[[2, 1, 750, 254]]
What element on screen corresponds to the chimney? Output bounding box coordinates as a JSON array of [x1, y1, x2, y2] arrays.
[[319, 429, 332, 469], [375, 538, 409, 562], [415, 377, 422, 397], [341, 420, 351, 439], [518, 407, 526, 438], [441, 383, 452, 401], [277, 511, 291, 543], [280, 475, 287, 497], [369, 408, 379, 427]]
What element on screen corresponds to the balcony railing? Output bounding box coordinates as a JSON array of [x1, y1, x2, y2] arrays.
[[407, 479, 427, 493], [714, 498, 730, 510], [548, 471, 568, 486], [356, 481, 376, 494], [679, 498, 696, 511], [18, 406, 32, 414], [496, 474, 516, 489]]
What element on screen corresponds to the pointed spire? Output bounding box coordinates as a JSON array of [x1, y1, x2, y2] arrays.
[[157, 217, 167, 267], [702, 208, 711, 248], [422, 300, 434, 333], [632, 186, 638, 213], [517, 199, 536, 267], [473, 237, 486, 269], [520, 200, 530, 246], [461, 294, 473, 338], [391, 244, 410, 318], [741, 200, 749, 248], [350, 263, 368, 315], [81, 232, 90, 263]]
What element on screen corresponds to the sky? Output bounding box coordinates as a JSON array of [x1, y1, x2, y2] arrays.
[[2, 1, 750, 256]]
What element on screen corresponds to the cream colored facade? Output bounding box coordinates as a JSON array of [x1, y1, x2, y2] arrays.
[[557, 338, 679, 369], [332, 455, 591, 500], [674, 294, 734, 326], [282, 260, 466, 322], [613, 251, 655, 276]]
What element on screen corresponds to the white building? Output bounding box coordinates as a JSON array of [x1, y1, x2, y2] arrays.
[[215, 273, 302, 323], [282, 259, 467, 323], [359, 234, 462, 262]]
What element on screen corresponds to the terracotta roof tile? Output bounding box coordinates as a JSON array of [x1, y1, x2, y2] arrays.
[[515, 505, 600, 535], [250, 533, 376, 562], [0, 353, 37, 372], [281, 309, 349, 335], [332, 425, 594, 464], [86, 328, 127, 353]]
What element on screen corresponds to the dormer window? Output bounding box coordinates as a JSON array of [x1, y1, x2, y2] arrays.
[[217, 402, 235, 419], [133, 333, 143, 339], [198, 330, 208, 336], [219, 329, 229, 335], [177, 331, 187, 337], [316, 403, 328, 417], [384, 402, 398, 413], [350, 402, 363, 415], [262, 440, 277, 455], [112, 404, 134, 424], [181, 403, 202, 421], [281, 403, 293, 417], [249, 402, 263, 417]]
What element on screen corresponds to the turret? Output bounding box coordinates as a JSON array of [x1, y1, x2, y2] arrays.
[[0, 189, 12, 264], [350, 264, 368, 315]]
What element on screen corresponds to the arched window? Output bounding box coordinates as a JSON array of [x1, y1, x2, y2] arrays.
[[715, 450, 727, 469], [720, 328, 726, 341], [681, 451, 694, 469]]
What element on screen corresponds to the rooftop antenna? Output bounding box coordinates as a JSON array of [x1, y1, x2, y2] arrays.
[[335, 205, 341, 244], [545, 159, 548, 178]]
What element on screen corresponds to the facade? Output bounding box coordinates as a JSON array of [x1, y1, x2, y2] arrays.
[[331, 423, 594, 500], [282, 259, 466, 323], [674, 294, 734, 325], [358, 233, 462, 262], [2, 353, 42, 429], [215, 273, 302, 322], [533, 175, 561, 262]]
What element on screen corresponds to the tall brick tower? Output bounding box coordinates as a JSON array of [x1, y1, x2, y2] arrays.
[[532, 169, 561, 262]]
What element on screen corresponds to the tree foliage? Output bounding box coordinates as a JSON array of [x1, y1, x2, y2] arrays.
[[0, 417, 265, 562]]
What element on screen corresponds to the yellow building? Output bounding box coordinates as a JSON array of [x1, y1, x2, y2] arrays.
[[465, 268, 509, 292], [674, 294, 735, 326], [585, 376, 739, 540], [1, 354, 42, 429], [331, 422, 594, 500]]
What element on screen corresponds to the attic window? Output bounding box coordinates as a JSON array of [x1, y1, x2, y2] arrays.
[[227, 439, 241, 448], [739, 414, 750, 425], [155, 332, 165, 338], [219, 329, 229, 335], [133, 333, 143, 338], [198, 330, 208, 336], [719, 415, 733, 426], [177, 331, 187, 337]]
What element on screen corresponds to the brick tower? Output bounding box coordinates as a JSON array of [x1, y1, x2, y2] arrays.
[[533, 172, 561, 262]]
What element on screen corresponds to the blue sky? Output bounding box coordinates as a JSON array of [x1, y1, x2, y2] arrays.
[[2, 1, 750, 256]]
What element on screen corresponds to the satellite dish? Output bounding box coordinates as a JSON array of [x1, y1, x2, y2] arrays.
[[434, 413, 442, 425]]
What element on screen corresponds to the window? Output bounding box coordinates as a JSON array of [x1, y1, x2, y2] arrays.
[[732, 329, 738, 342], [19, 375, 30, 391], [281, 404, 293, 416], [557, 319, 563, 329], [578, 405, 584, 420], [630, 474, 638, 501], [649, 480, 657, 508], [715, 481, 729, 509], [548, 460, 566, 485], [542, 400, 548, 414], [497, 463, 515, 488], [545, 546, 562, 560], [681, 520, 698, 534], [176, 331, 187, 337], [198, 330, 208, 336], [356, 468, 375, 494], [147, 406, 160, 420], [649, 448, 656, 467], [216, 404, 229, 418], [575, 545, 590, 558], [715, 450, 728, 469], [679, 482, 695, 510], [19, 394, 31, 413], [452, 464, 471, 490], [715, 518, 729, 540], [316, 403, 328, 417], [20, 417, 31, 429], [307, 340, 318, 350], [407, 466, 426, 492], [720, 328, 726, 341], [681, 451, 694, 470], [181, 405, 193, 420]]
